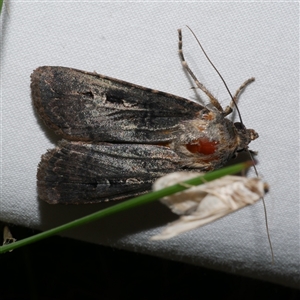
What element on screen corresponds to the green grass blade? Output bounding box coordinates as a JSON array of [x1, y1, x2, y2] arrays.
[[0, 0, 3, 15]]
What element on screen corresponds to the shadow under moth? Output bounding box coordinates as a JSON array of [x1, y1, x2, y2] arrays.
[[31, 29, 258, 204]]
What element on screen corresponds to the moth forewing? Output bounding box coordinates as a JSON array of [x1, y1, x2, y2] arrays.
[[37, 140, 184, 204]]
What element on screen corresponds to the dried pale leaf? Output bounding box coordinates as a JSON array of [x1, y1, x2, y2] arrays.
[[151, 172, 268, 240], [3, 226, 17, 251]]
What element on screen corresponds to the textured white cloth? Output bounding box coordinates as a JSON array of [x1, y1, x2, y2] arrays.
[[1, 1, 299, 288]]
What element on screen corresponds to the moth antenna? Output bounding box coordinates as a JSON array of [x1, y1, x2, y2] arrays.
[[184, 25, 244, 125], [179, 27, 274, 263], [248, 151, 274, 264]]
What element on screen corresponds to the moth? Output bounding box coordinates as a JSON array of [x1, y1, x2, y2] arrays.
[[151, 172, 268, 240], [31, 29, 258, 204]]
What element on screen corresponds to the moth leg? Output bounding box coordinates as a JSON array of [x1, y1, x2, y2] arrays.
[[178, 29, 224, 113], [223, 78, 255, 116]]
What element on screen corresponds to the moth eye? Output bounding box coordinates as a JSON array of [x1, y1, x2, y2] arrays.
[[186, 138, 218, 155], [234, 122, 246, 131]]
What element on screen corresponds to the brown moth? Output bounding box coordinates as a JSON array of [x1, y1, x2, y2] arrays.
[[31, 29, 257, 204]]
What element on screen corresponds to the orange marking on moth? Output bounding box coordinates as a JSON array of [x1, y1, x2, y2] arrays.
[[203, 112, 215, 121], [186, 138, 218, 155]]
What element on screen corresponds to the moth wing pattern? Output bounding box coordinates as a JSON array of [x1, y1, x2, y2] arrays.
[[37, 140, 183, 204], [31, 66, 204, 143], [32, 65, 258, 204]]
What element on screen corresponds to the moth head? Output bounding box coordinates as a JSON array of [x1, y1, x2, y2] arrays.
[[234, 122, 259, 152]]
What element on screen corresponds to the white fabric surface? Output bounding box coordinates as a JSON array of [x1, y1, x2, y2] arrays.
[[1, 1, 299, 288]]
